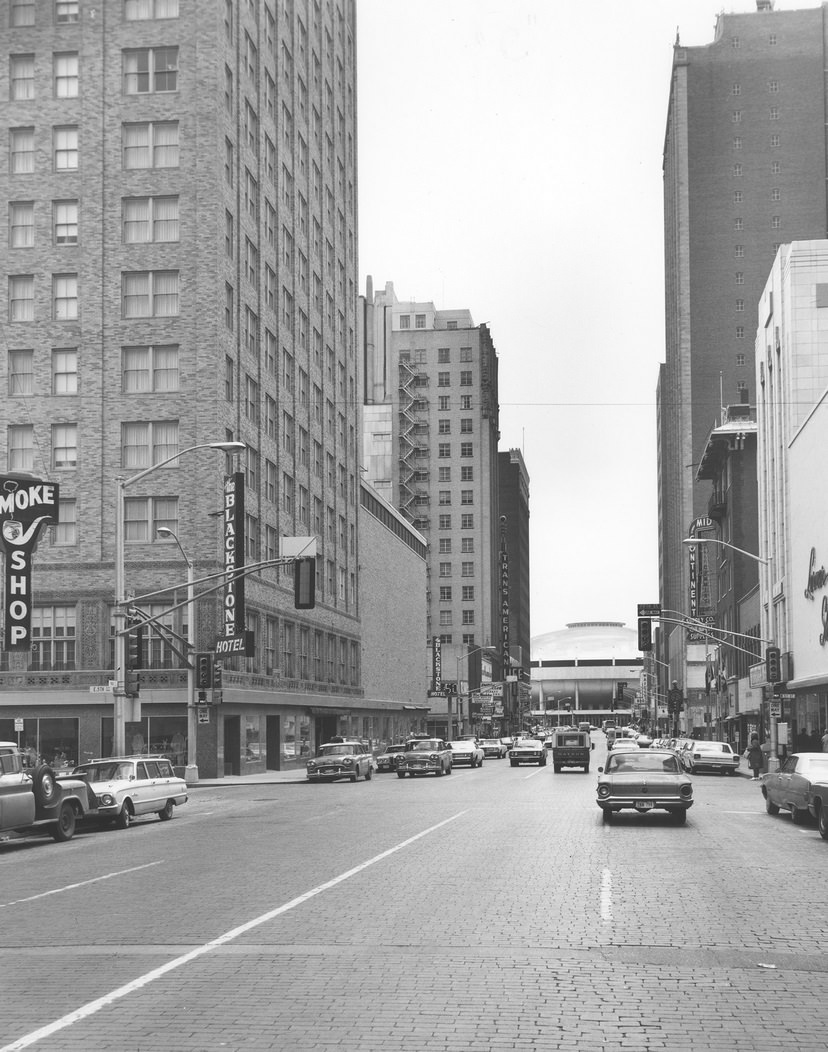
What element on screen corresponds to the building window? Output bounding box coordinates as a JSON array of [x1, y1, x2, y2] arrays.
[[438, 419, 451, 435], [459, 370, 472, 386], [438, 348, 450, 364], [7, 424, 34, 470], [461, 538, 474, 554], [8, 349, 33, 395], [733, 190, 742, 203], [770, 107, 779, 120], [461, 513, 473, 529], [415, 314, 425, 328], [771, 188, 781, 202], [439, 586, 452, 602], [51, 498, 76, 545], [460, 442, 473, 457], [10, 127, 35, 173], [437, 371, 450, 387], [438, 442, 450, 459], [731, 111, 742, 123], [56, 0, 80, 19], [9, 274, 34, 321], [768, 80, 778, 93], [438, 490, 451, 506], [53, 273, 78, 319], [122, 121, 179, 169], [122, 196, 179, 243], [30, 606, 76, 671], [54, 52, 79, 97], [53, 199, 78, 245], [736, 380, 748, 393], [10, 1, 36, 26], [734, 246, 744, 258], [123, 47, 178, 94], [122, 270, 179, 317], [460, 418, 473, 434], [121, 420, 178, 469], [460, 466, 473, 481], [772, 161, 781, 175], [462, 585, 474, 602], [122, 344, 178, 392], [736, 326, 745, 339], [770, 135, 780, 148], [731, 83, 741, 96], [771, 216, 781, 229], [736, 354, 746, 367], [52, 423, 77, 468], [123, 496, 179, 541], [732, 137, 742, 150], [52, 347, 78, 394], [10, 54, 35, 100], [733, 218, 743, 231], [438, 538, 451, 554], [735, 272, 744, 286], [399, 315, 410, 329], [53, 125, 79, 170], [439, 562, 451, 578], [124, 0, 179, 18], [461, 489, 473, 505], [732, 164, 742, 178], [9, 201, 34, 247]]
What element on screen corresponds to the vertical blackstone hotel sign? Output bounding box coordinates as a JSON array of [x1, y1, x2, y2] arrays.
[[0, 475, 59, 650]]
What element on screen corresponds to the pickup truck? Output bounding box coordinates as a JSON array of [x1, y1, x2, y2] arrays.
[[0, 741, 95, 843]]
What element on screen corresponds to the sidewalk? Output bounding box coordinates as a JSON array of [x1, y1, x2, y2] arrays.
[[190, 768, 307, 788]]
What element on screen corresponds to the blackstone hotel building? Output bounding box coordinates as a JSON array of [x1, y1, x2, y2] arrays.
[[0, 0, 428, 778]]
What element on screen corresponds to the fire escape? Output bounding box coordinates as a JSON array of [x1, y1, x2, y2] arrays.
[[398, 357, 430, 531]]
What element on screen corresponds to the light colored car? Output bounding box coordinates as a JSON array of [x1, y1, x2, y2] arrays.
[[375, 743, 407, 773], [763, 752, 828, 825], [682, 741, 740, 775], [479, 738, 507, 759], [306, 739, 374, 783], [509, 739, 547, 767], [448, 740, 485, 767], [597, 748, 693, 824], [608, 738, 640, 754], [397, 737, 453, 778], [73, 756, 188, 828]]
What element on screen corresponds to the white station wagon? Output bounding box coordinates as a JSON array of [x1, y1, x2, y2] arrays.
[[72, 756, 188, 829]]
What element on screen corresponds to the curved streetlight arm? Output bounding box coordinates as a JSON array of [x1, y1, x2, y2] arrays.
[[657, 615, 771, 660], [119, 440, 246, 491], [681, 536, 769, 565]]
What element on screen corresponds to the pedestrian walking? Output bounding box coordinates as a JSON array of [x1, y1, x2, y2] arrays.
[[821, 727, 828, 752], [747, 735, 763, 780]]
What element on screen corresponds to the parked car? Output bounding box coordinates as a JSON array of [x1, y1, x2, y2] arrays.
[[375, 743, 407, 773], [305, 739, 374, 783], [396, 737, 453, 778], [596, 748, 693, 824], [682, 741, 740, 775], [509, 739, 547, 767], [479, 738, 507, 759], [0, 741, 94, 842], [763, 752, 828, 825], [547, 728, 594, 773], [448, 739, 485, 767], [72, 755, 188, 827]]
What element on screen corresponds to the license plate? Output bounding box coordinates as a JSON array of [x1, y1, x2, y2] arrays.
[[635, 800, 654, 811]]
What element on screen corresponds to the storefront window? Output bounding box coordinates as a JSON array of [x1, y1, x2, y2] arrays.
[[0, 716, 78, 769], [100, 715, 186, 761], [244, 716, 261, 763]]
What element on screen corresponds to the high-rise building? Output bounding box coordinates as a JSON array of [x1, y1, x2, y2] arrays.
[[659, 1, 827, 672], [0, 0, 423, 777], [360, 279, 501, 658]]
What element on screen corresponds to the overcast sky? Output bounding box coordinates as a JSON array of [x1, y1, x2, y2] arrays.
[[356, 0, 811, 639]]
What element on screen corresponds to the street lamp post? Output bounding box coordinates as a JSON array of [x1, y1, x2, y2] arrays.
[[156, 527, 196, 783], [113, 440, 245, 758]]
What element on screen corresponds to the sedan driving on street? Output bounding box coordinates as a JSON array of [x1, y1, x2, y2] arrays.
[[596, 748, 693, 824], [762, 752, 828, 825], [509, 739, 547, 767], [448, 740, 484, 767], [682, 741, 740, 775], [396, 737, 453, 778], [479, 738, 507, 759]]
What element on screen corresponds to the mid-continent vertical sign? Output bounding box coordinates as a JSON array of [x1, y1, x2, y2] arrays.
[[223, 473, 245, 639], [0, 475, 59, 650]]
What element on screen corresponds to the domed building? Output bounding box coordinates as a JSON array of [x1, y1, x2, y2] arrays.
[[530, 622, 644, 726]]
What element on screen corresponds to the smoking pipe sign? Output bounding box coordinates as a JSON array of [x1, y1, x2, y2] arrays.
[[0, 476, 59, 650]]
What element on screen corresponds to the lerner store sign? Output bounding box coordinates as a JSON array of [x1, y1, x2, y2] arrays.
[[0, 475, 59, 650]]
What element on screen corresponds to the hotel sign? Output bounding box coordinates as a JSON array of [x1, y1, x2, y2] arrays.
[[222, 473, 245, 640], [0, 475, 59, 650]]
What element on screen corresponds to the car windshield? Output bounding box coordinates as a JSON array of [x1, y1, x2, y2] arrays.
[[74, 762, 133, 781], [517, 740, 540, 748], [319, 744, 357, 756], [481, 740, 500, 746], [409, 741, 440, 751], [608, 753, 680, 773], [385, 745, 406, 754]]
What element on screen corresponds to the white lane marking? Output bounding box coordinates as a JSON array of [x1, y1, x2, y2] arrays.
[[523, 766, 548, 779], [600, 867, 613, 922], [0, 861, 163, 910], [0, 810, 468, 1052]]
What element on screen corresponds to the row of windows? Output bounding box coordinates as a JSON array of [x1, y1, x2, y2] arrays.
[[435, 634, 477, 647], [8, 0, 177, 26], [438, 610, 476, 626], [439, 553, 476, 571], [436, 371, 474, 387], [729, 34, 777, 48], [732, 189, 782, 202], [731, 109, 780, 122], [437, 490, 475, 505], [8, 196, 180, 247], [731, 81, 780, 95], [438, 587, 475, 601], [401, 348, 474, 364], [437, 419, 473, 435], [731, 216, 782, 230], [437, 442, 475, 458], [437, 514, 476, 530], [732, 135, 782, 149], [6, 47, 178, 100], [732, 160, 782, 177], [7, 271, 180, 321], [8, 345, 178, 396]]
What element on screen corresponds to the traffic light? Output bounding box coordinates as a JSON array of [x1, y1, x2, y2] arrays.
[[637, 617, 652, 651], [125, 623, 143, 697], [294, 557, 316, 609], [765, 645, 781, 684], [196, 652, 213, 689]]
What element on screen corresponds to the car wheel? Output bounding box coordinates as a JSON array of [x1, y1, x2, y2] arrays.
[[583, 765, 589, 773], [446, 763, 452, 775], [765, 794, 780, 816], [434, 764, 443, 777], [602, 809, 613, 823], [51, 801, 76, 842], [115, 803, 133, 829], [350, 772, 358, 783], [365, 765, 373, 781], [397, 772, 406, 779], [32, 765, 58, 809], [790, 805, 805, 825], [553, 765, 561, 773], [510, 760, 518, 767], [158, 800, 174, 821], [672, 810, 687, 825], [818, 804, 828, 840]]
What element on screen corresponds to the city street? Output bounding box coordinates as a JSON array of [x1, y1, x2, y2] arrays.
[[1, 737, 827, 1051]]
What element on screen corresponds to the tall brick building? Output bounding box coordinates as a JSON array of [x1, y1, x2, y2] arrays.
[[659, 1, 828, 677], [0, 0, 423, 776]]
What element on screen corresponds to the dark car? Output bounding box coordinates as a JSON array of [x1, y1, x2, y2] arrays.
[[596, 748, 693, 824], [509, 738, 547, 767], [763, 752, 828, 825]]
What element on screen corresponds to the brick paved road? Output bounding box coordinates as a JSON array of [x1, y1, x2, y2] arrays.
[[1, 740, 826, 1051]]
